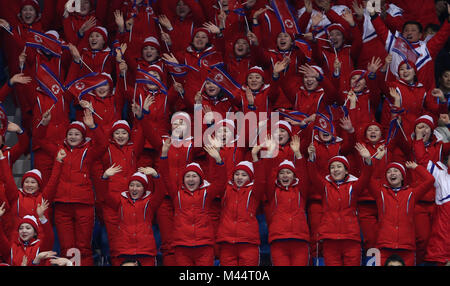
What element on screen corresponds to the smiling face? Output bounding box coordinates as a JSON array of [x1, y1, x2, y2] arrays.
[[95, 84, 110, 98], [192, 31, 209, 50], [171, 118, 188, 139], [176, 0, 191, 18], [23, 177, 39, 195], [277, 32, 293, 51], [89, 31, 105, 50], [19, 223, 36, 242], [328, 29, 344, 49], [79, 0, 91, 16], [113, 128, 130, 146], [21, 5, 37, 25], [216, 126, 233, 145], [329, 161, 348, 181], [273, 128, 290, 146], [398, 63, 415, 83], [234, 38, 250, 57], [319, 130, 332, 143], [278, 168, 294, 187], [402, 23, 422, 43], [366, 125, 382, 144], [205, 81, 220, 97], [66, 128, 84, 147], [233, 170, 250, 187], [247, 73, 264, 91], [350, 75, 366, 93], [184, 171, 201, 191], [303, 75, 319, 91], [142, 46, 159, 62], [386, 167, 403, 188], [128, 180, 145, 200]]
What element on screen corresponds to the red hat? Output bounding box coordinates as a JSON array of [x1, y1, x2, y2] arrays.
[[19, 215, 39, 235], [397, 60, 417, 76], [277, 160, 296, 174], [21, 169, 43, 188], [247, 66, 265, 81], [328, 156, 350, 170], [415, 115, 435, 129], [21, 0, 40, 12], [88, 26, 108, 42], [111, 120, 131, 135], [128, 172, 149, 190], [386, 162, 406, 179], [350, 69, 368, 81], [141, 36, 161, 51], [146, 64, 164, 80], [192, 27, 211, 41], [233, 161, 254, 182], [98, 72, 113, 89], [326, 23, 346, 38], [275, 120, 293, 137], [44, 30, 60, 41], [67, 121, 87, 137]]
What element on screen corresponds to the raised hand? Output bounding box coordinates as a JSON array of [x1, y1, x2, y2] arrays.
[[79, 16, 96, 36], [355, 142, 371, 163], [56, 149, 67, 162], [203, 21, 221, 34], [290, 135, 301, 155], [341, 8, 355, 26], [143, 95, 155, 112], [161, 137, 171, 157], [405, 161, 418, 169], [273, 57, 290, 76], [36, 198, 50, 219], [68, 43, 81, 62], [251, 144, 263, 162], [162, 53, 179, 65], [431, 88, 445, 102], [114, 10, 125, 32], [304, 0, 313, 13], [7, 121, 23, 134], [103, 163, 123, 178], [352, 0, 364, 19], [307, 143, 316, 161], [298, 63, 319, 79], [245, 87, 255, 105], [82, 108, 95, 129], [137, 166, 158, 177], [367, 57, 382, 74], [158, 15, 173, 30], [40, 108, 52, 127], [204, 145, 223, 163], [373, 144, 386, 160], [311, 12, 324, 27], [339, 116, 355, 133], [247, 31, 258, 45]]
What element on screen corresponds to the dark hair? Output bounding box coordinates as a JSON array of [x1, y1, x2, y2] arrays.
[[384, 254, 405, 266], [402, 21, 423, 33]]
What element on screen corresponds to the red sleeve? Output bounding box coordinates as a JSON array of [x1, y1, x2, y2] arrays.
[[351, 162, 373, 198], [298, 10, 311, 32], [206, 160, 227, 199], [0, 223, 11, 262], [97, 177, 121, 210], [7, 131, 30, 165], [131, 119, 146, 159], [339, 130, 356, 156], [384, 14, 404, 33], [41, 160, 63, 202], [371, 15, 390, 47], [0, 157, 19, 205], [158, 156, 176, 198], [412, 165, 436, 202], [426, 21, 450, 59], [87, 125, 109, 161], [148, 175, 168, 215], [0, 82, 12, 102], [38, 219, 54, 252], [306, 159, 327, 193]]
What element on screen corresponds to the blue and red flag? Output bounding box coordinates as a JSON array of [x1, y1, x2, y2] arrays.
[[313, 111, 335, 137], [66, 72, 109, 101], [295, 39, 312, 62], [35, 63, 65, 103], [135, 68, 168, 94], [206, 65, 241, 98], [26, 29, 64, 57], [270, 0, 300, 35], [391, 34, 420, 66]]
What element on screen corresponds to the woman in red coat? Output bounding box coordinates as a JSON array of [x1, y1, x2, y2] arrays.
[[97, 119, 145, 263], [159, 139, 227, 266], [215, 159, 262, 266], [256, 135, 311, 266], [306, 143, 373, 266], [100, 164, 167, 266], [0, 200, 53, 266], [0, 149, 65, 241], [369, 147, 436, 266], [38, 109, 107, 266]]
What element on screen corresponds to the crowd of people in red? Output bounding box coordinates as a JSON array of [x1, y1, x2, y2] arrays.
[[0, 0, 449, 267]]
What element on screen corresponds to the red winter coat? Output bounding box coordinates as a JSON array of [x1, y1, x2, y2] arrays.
[[308, 160, 373, 242], [0, 158, 62, 237], [216, 177, 262, 245], [98, 174, 166, 256], [0, 217, 53, 266], [368, 165, 435, 250], [159, 156, 227, 247], [264, 157, 311, 243], [40, 125, 107, 205]]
